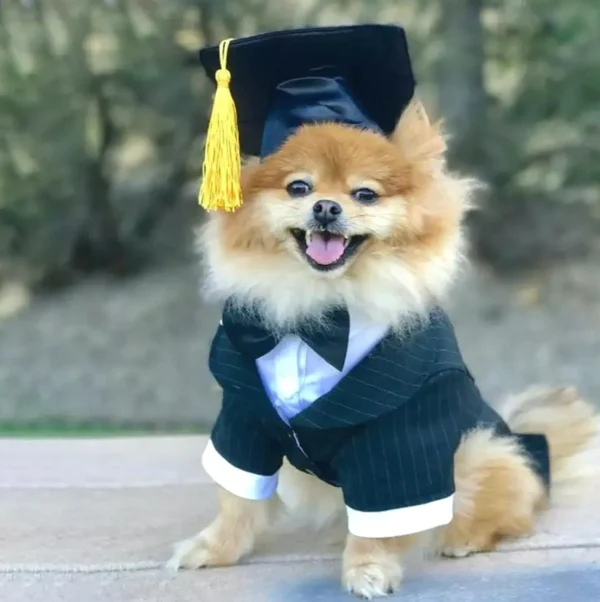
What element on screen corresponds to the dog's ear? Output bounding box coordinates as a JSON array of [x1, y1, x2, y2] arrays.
[[391, 97, 447, 163]]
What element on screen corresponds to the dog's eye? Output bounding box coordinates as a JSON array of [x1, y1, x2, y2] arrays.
[[286, 180, 312, 198], [352, 188, 379, 204]]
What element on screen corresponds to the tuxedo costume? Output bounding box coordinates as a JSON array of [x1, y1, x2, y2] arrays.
[[196, 26, 550, 538], [202, 303, 550, 538]]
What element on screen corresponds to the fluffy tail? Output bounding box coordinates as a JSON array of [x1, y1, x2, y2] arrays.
[[498, 386, 600, 505]]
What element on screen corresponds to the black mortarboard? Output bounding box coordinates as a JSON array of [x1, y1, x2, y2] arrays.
[[196, 25, 415, 212], [200, 24, 415, 158]]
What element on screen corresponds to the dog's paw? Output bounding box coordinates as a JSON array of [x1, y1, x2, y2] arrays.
[[439, 532, 495, 559], [342, 563, 403, 599], [167, 533, 236, 571]]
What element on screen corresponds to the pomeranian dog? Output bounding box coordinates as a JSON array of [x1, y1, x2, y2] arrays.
[[169, 99, 600, 598]]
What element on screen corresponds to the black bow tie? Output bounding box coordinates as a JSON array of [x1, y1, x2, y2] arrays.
[[221, 301, 350, 371]]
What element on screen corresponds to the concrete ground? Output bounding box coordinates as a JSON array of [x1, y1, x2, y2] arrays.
[[1, 437, 599, 601]]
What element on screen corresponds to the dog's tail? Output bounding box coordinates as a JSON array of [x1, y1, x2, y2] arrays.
[[498, 386, 600, 505]]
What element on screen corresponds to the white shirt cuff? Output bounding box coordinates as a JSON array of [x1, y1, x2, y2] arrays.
[[346, 494, 454, 538], [202, 439, 279, 500]]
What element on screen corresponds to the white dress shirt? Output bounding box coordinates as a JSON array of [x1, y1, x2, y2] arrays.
[[255, 312, 389, 423]]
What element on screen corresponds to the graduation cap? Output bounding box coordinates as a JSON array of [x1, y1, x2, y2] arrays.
[[197, 25, 415, 212]]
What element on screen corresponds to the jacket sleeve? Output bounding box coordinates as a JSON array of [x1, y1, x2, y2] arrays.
[[332, 369, 482, 538], [202, 394, 284, 500]]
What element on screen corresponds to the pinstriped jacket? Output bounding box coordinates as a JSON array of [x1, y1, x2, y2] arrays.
[[207, 309, 550, 517]]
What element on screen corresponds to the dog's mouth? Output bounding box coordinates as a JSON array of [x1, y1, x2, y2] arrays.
[[290, 228, 368, 271]]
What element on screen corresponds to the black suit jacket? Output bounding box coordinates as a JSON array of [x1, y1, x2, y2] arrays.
[[207, 309, 549, 514]]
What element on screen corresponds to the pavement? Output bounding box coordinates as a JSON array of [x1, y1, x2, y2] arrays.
[[1, 436, 600, 601]]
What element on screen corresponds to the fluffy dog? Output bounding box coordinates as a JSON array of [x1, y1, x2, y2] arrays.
[[169, 99, 599, 598]]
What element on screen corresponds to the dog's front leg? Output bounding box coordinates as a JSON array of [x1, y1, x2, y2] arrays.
[[342, 533, 417, 599], [168, 487, 276, 570]]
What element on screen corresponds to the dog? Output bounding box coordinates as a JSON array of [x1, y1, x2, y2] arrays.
[[168, 98, 600, 598]]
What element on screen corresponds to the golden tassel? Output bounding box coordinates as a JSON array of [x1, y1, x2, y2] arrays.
[[198, 38, 242, 212]]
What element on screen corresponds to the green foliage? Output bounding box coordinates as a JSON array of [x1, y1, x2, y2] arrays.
[[485, 0, 600, 202], [468, 1, 600, 268], [0, 0, 205, 285], [0, 0, 598, 284]]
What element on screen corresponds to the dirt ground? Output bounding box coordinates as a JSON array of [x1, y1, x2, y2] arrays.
[[1, 256, 600, 429]]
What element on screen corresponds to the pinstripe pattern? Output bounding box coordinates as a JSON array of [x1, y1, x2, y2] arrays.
[[207, 308, 550, 513], [210, 394, 284, 477], [333, 370, 481, 512]]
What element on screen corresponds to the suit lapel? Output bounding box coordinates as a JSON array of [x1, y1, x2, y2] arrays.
[[290, 333, 436, 429]]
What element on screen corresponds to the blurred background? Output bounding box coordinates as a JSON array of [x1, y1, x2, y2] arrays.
[[0, 0, 599, 436]]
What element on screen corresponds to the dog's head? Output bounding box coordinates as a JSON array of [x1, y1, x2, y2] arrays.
[[199, 99, 477, 327]]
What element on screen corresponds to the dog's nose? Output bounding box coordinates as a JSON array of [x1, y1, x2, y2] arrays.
[[312, 200, 342, 226]]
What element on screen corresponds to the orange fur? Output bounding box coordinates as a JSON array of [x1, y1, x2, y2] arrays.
[[441, 386, 600, 558], [342, 533, 417, 597], [197, 97, 476, 328], [171, 98, 600, 599], [168, 487, 277, 569], [440, 430, 544, 557]]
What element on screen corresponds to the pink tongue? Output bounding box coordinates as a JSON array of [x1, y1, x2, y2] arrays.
[[305, 233, 346, 265]]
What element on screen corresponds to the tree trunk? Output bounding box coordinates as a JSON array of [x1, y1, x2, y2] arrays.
[[73, 76, 127, 274], [436, 0, 488, 175]]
